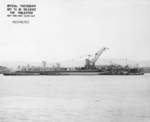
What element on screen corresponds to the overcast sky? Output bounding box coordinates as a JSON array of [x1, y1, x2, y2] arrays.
[[0, 0, 150, 63]]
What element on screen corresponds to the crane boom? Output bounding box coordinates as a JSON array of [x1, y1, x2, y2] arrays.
[[84, 47, 108, 69], [92, 47, 108, 64]]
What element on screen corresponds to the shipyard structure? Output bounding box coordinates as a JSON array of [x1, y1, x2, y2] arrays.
[[3, 47, 144, 75]]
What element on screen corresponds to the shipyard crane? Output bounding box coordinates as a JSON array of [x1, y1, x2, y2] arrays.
[[85, 47, 109, 69]]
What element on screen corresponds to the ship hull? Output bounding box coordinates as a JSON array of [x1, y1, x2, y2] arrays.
[[3, 70, 144, 76]]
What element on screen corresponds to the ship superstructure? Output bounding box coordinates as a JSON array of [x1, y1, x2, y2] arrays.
[[3, 47, 144, 75]]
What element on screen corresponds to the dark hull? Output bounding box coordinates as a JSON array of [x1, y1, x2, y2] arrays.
[[3, 70, 144, 76]]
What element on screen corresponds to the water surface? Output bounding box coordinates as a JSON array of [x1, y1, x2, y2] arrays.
[[0, 74, 150, 122]]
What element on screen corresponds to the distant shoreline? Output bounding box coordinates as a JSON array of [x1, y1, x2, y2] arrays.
[[143, 67, 150, 73]]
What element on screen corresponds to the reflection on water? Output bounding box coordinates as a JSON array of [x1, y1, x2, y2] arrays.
[[0, 75, 150, 122]]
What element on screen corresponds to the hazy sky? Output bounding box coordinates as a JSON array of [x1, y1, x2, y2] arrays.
[[0, 0, 150, 63]]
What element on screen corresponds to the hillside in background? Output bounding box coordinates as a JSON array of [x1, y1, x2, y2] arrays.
[[0, 66, 9, 73], [139, 60, 150, 67], [60, 58, 150, 67], [0, 59, 149, 68]]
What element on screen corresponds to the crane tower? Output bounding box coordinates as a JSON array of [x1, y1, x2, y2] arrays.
[[85, 47, 108, 69]]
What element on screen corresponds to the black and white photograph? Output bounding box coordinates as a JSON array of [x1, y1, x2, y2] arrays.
[[0, 0, 150, 121]]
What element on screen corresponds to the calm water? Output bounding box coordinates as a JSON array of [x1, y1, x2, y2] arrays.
[[0, 74, 150, 122]]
